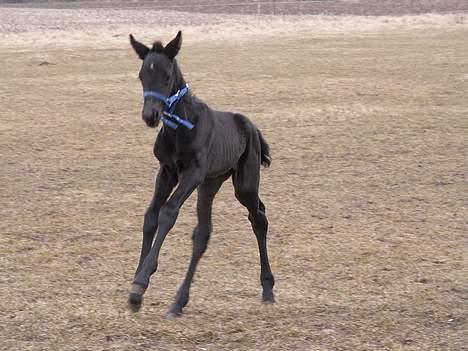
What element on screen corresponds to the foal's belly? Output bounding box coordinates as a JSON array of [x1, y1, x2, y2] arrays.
[[206, 127, 246, 178]]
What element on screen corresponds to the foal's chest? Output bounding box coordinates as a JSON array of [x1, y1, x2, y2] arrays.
[[153, 130, 197, 171]]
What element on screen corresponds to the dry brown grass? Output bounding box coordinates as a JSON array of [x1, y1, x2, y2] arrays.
[[0, 7, 467, 50], [0, 8, 467, 351], [3, 0, 468, 16]]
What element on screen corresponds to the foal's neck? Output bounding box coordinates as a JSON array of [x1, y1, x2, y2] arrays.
[[170, 61, 194, 125]]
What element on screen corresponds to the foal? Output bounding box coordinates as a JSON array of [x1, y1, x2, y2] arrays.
[[128, 31, 275, 318]]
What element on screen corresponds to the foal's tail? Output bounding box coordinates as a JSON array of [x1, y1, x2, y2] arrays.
[[258, 129, 272, 168]]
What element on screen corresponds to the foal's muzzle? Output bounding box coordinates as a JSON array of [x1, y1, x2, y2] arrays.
[[142, 99, 164, 128]]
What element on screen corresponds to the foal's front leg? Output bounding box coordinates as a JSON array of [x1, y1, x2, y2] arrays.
[[135, 166, 177, 276], [128, 166, 205, 312]]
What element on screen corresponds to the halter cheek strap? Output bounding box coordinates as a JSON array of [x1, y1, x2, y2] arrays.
[[143, 84, 194, 130]]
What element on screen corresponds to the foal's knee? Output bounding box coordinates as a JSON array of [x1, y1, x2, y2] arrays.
[[158, 204, 179, 231]]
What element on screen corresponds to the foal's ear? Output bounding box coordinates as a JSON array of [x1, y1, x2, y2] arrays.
[[129, 34, 150, 60], [164, 31, 182, 60]]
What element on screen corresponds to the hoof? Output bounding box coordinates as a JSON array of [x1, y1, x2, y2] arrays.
[[262, 291, 275, 304], [166, 304, 183, 319], [128, 284, 146, 312], [128, 293, 143, 312], [166, 311, 182, 320]]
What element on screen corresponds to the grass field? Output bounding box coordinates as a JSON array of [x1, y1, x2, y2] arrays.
[[0, 6, 467, 351]]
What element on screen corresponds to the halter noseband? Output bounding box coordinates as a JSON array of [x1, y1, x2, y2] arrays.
[[143, 84, 194, 130]]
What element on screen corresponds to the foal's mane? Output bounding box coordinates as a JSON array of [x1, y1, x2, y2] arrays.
[[151, 41, 164, 53]]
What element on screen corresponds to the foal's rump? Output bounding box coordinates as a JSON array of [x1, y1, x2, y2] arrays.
[[232, 112, 271, 169]]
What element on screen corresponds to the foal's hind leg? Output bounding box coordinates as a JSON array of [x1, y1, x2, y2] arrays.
[[233, 159, 275, 303], [167, 175, 226, 318]]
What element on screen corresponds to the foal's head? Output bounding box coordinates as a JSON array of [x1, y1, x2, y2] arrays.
[[129, 31, 183, 128]]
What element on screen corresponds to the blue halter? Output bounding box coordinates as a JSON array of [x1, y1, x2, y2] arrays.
[[143, 84, 194, 130]]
